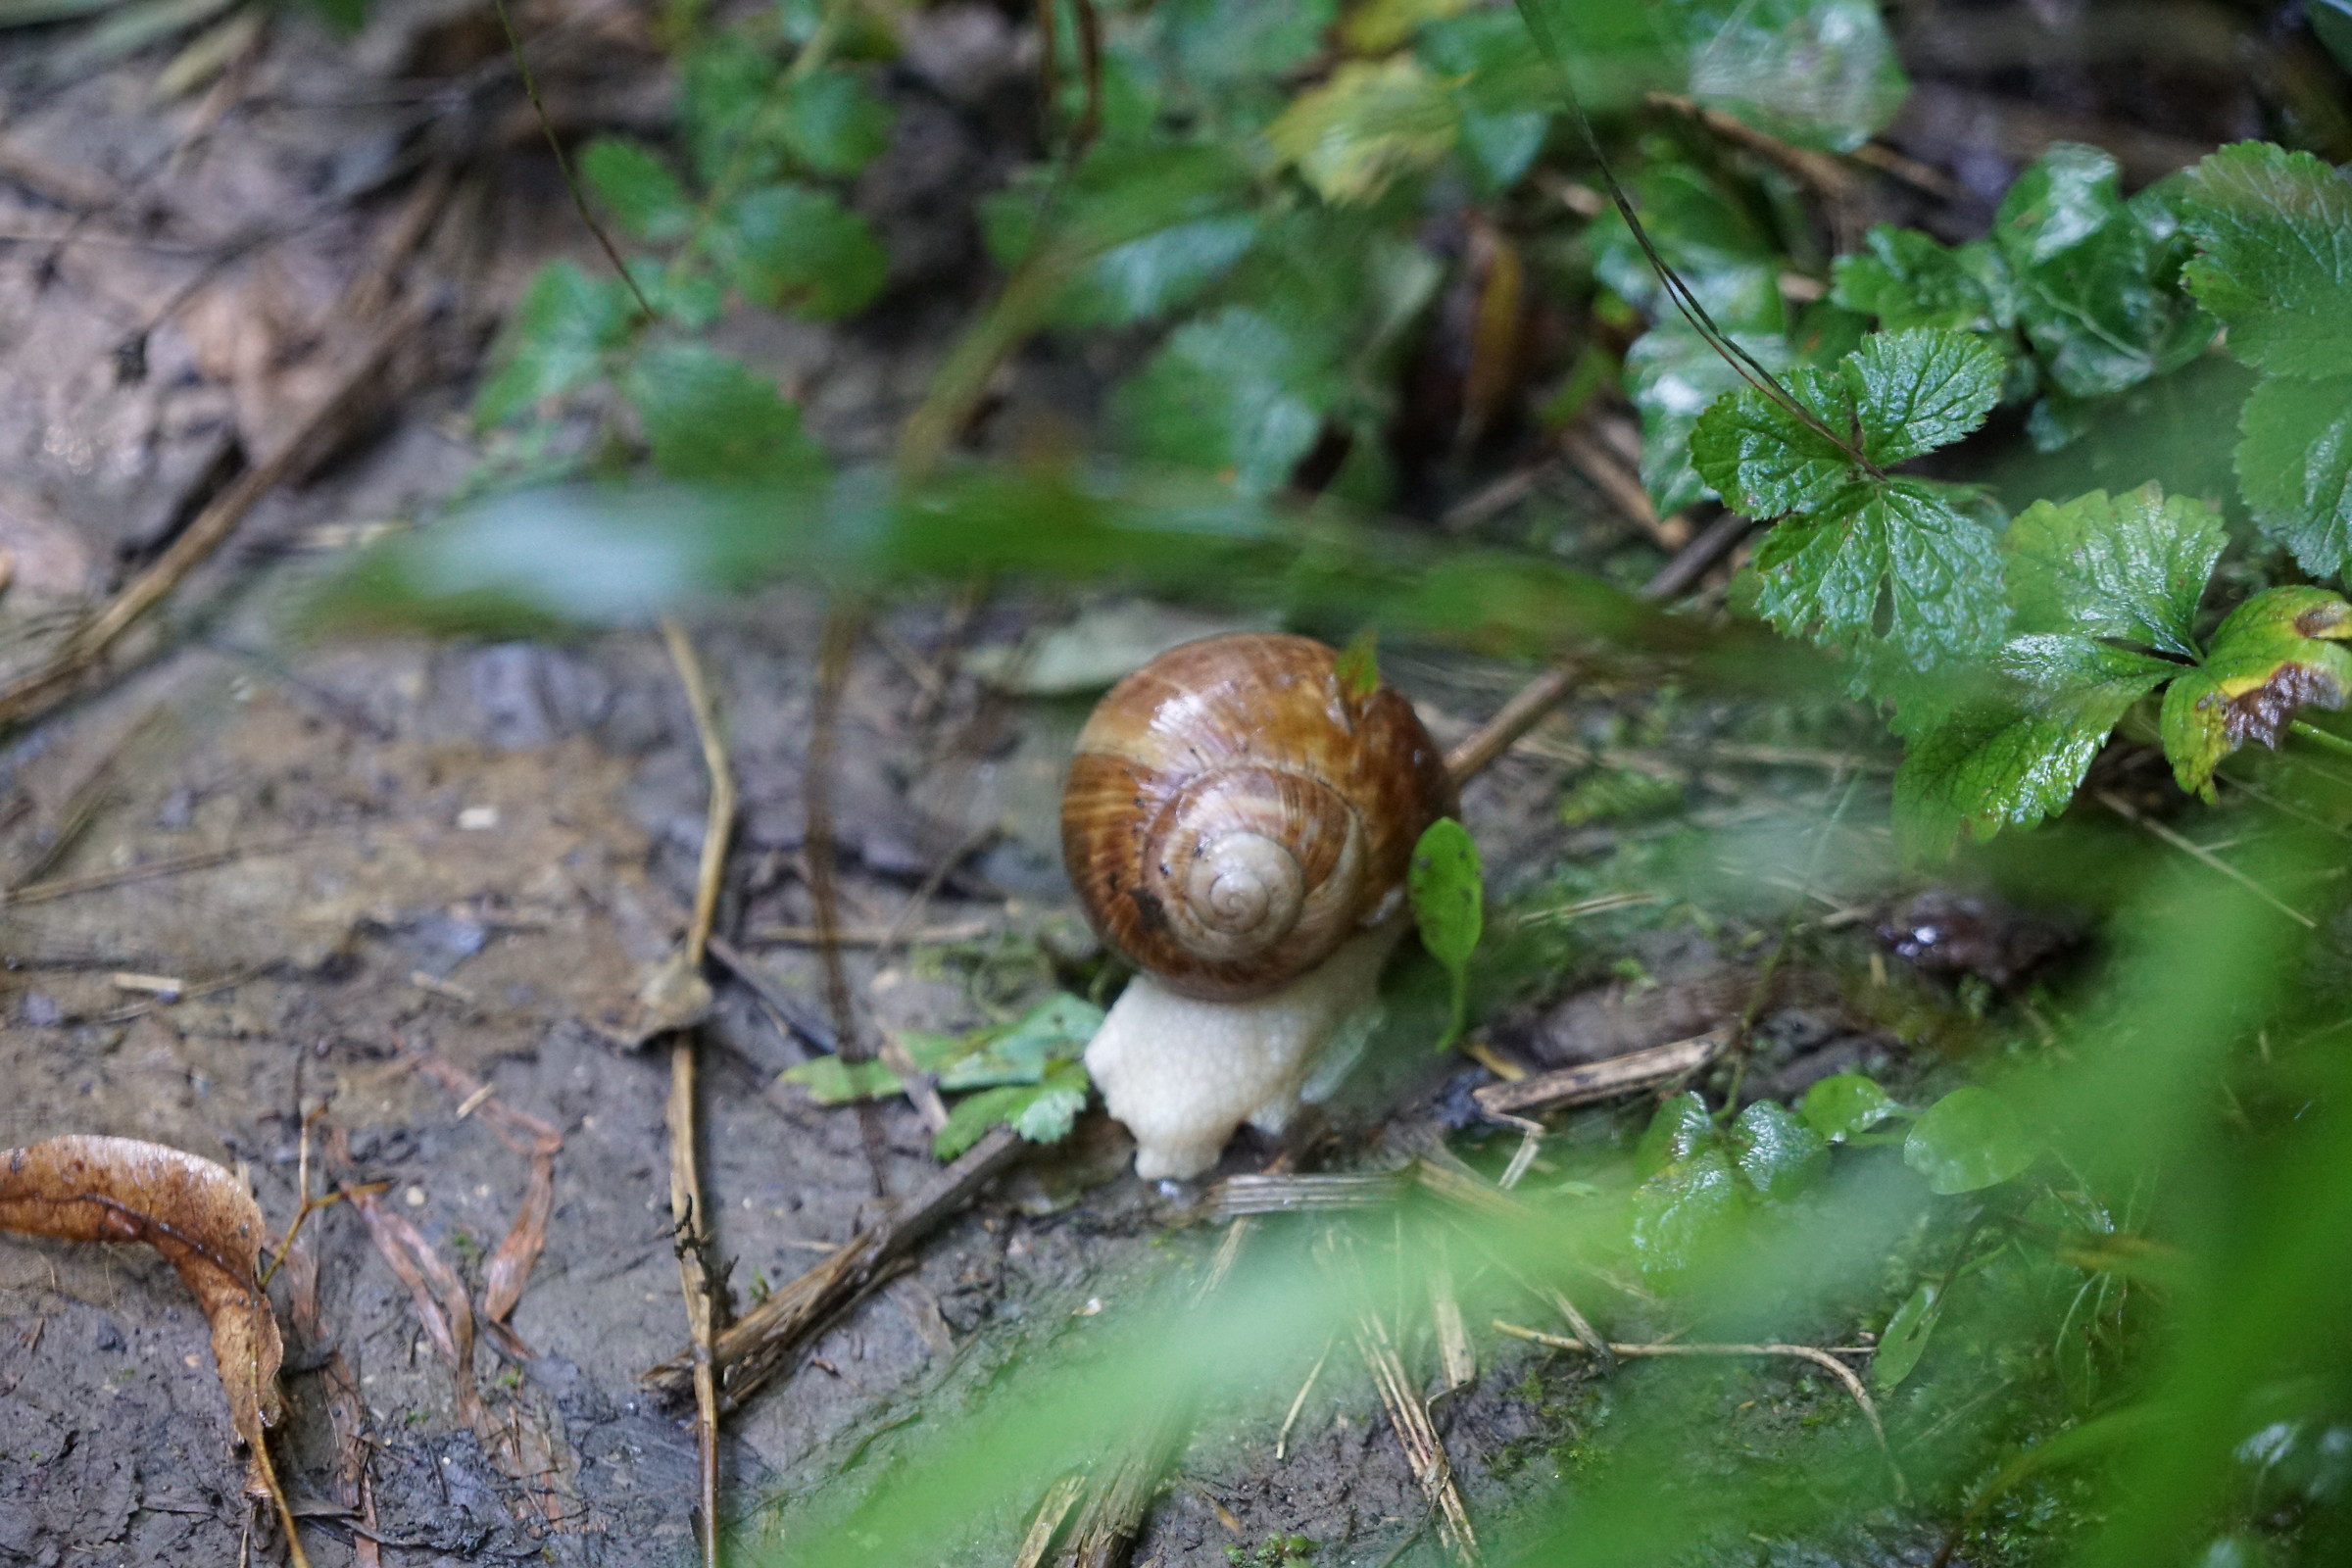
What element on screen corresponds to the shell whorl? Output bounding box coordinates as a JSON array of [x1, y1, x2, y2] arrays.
[[1060, 633, 1456, 1003]]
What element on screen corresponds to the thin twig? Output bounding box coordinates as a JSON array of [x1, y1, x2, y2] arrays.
[[661, 619, 734, 1568], [1274, 1334, 1335, 1461], [1440, 514, 1753, 783], [2, 835, 313, 909], [1471, 1029, 1730, 1119], [487, 0, 652, 318]]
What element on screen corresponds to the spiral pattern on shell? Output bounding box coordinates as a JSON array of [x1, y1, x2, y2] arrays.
[[1060, 633, 1456, 1002]]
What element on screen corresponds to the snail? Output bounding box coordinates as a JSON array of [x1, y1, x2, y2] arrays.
[[1061, 632, 1456, 1179]]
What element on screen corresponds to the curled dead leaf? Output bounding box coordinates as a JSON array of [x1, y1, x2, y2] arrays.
[[0, 1135, 283, 1461]]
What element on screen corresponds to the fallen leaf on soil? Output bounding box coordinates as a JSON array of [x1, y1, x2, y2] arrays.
[[0, 1136, 283, 1467]]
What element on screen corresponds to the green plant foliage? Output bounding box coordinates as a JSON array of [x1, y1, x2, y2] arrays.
[[1727, 1100, 1829, 1199], [1798, 1072, 1898, 1143], [1903, 1085, 2037, 1195], [712, 183, 888, 318], [2182, 143, 2352, 575], [1872, 1281, 1940, 1389], [1630, 1091, 1834, 1276], [1664, 0, 1907, 154], [1406, 817, 1484, 1052], [471, 262, 638, 427], [1265, 57, 1459, 205], [1113, 307, 1340, 497], [580, 138, 694, 242], [933, 1063, 1094, 1159], [623, 339, 823, 483], [2161, 587, 2352, 800]]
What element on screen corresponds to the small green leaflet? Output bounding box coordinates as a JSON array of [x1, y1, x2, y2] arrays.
[[1903, 1086, 2037, 1195], [622, 340, 824, 484], [1873, 1282, 1941, 1390], [1728, 1100, 1828, 1200], [2182, 143, 2352, 574], [712, 184, 887, 319], [2161, 587, 2352, 800], [2003, 482, 2224, 655], [1799, 1072, 1899, 1143], [472, 262, 638, 427], [1334, 628, 1381, 708], [933, 1063, 1094, 1160], [1407, 817, 1482, 1053], [784, 993, 1104, 1110], [1629, 1091, 1836, 1280], [580, 138, 693, 243]]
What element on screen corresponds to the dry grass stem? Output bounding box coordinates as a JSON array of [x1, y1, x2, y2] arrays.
[[1473, 1030, 1732, 1118], [1275, 1335, 1335, 1461]]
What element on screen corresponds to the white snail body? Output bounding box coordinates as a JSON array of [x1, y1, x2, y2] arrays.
[[1061, 634, 1454, 1178]]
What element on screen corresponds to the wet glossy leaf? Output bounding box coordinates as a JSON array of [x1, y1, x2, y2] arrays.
[[472, 261, 637, 427], [2315, 0, 2352, 74], [1408, 816, 1483, 1051], [1832, 226, 2014, 334], [1071, 218, 1260, 327], [1800, 1073, 1898, 1143], [1688, 366, 1854, 517], [1667, 0, 1907, 153], [1873, 1282, 1941, 1389], [1895, 636, 2173, 854], [1265, 57, 1458, 205], [2162, 587, 2352, 798], [2182, 142, 2352, 383], [1730, 1100, 1830, 1200], [1626, 323, 1792, 514], [580, 137, 693, 243], [1904, 1085, 2037, 1195], [1747, 479, 2009, 673], [1591, 162, 1786, 326], [1636, 1091, 1716, 1179], [1630, 1148, 1745, 1276], [712, 183, 887, 318], [1841, 328, 2007, 466], [1418, 10, 1553, 194], [623, 340, 823, 483], [2234, 373, 2352, 578], [1112, 306, 1337, 496], [2004, 483, 2226, 655], [778, 69, 893, 177]]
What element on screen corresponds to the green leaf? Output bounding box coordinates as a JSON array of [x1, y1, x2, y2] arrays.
[[1636, 1092, 1716, 1179], [932, 1062, 1094, 1160], [2234, 373, 2352, 578], [1625, 324, 1792, 514], [1418, 9, 1553, 194], [1841, 328, 2007, 466], [1667, 0, 1908, 154], [1894, 636, 2173, 855], [1407, 817, 1483, 1052], [2162, 587, 2352, 799], [1996, 143, 2215, 400], [1069, 218, 1260, 328], [1689, 367, 1856, 516], [1748, 479, 2009, 673], [1630, 1148, 1745, 1277], [680, 33, 778, 186], [1832, 226, 2014, 334], [712, 183, 887, 318], [2315, 0, 2352, 74], [1729, 1101, 1830, 1200], [2182, 142, 2352, 383], [1873, 1282, 1941, 1390], [781, 1054, 904, 1104], [1903, 1086, 2037, 1195], [580, 138, 693, 243], [1800, 1073, 1898, 1143], [778, 69, 894, 178], [1112, 307, 1337, 496], [1335, 628, 1381, 706], [934, 994, 1106, 1091], [1591, 163, 1786, 327], [1265, 57, 1459, 205], [622, 341, 823, 484], [472, 261, 637, 427], [2003, 483, 2226, 656]]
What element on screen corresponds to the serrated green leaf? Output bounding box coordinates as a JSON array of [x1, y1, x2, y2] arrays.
[[622, 340, 823, 484], [2162, 586, 2352, 799], [2235, 373, 2352, 577], [1730, 1101, 1830, 1200], [1800, 1073, 1899, 1142], [680, 34, 778, 186], [935, 994, 1105, 1091], [1832, 226, 2014, 334], [580, 138, 693, 243], [1408, 817, 1482, 1051], [1636, 1091, 1715, 1178], [777, 69, 894, 178], [1894, 636, 2174, 855], [2004, 483, 2226, 655], [1748, 478, 2009, 672], [1690, 368, 1856, 516], [472, 261, 637, 427], [2182, 142, 2352, 383], [1112, 307, 1337, 496], [1626, 323, 1793, 514], [1904, 1085, 2037, 1195], [1670, 0, 1907, 154], [1265, 56, 1458, 205], [712, 183, 887, 318], [1843, 328, 2006, 466], [932, 1063, 1094, 1159], [1873, 1282, 1941, 1390], [932, 1084, 1025, 1159]]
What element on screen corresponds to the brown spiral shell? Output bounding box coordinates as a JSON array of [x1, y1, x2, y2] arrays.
[[1060, 633, 1457, 1003]]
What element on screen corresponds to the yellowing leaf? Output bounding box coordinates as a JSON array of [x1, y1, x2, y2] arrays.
[[1266, 58, 1459, 205]]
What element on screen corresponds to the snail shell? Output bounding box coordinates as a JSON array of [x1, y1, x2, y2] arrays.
[[1061, 633, 1457, 1003]]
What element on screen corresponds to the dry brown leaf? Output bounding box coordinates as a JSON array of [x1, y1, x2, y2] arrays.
[[401, 1046, 562, 1336], [0, 1136, 283, 1460]]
